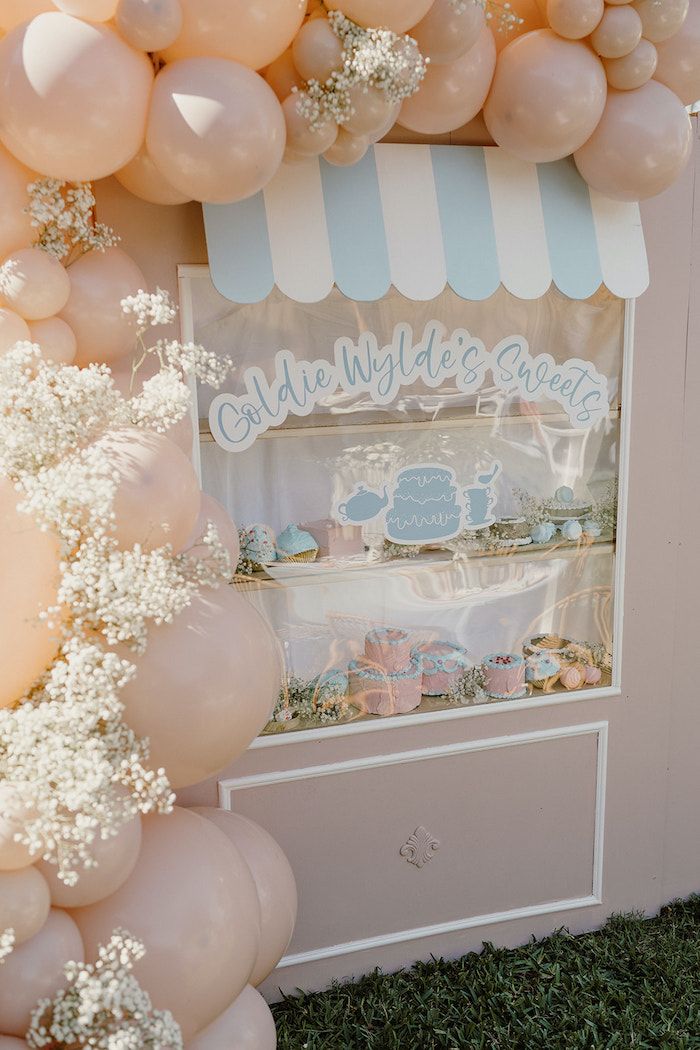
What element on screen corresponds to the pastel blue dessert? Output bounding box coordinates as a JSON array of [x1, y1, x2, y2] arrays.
[[561, 519, 583, 541], [276, 524, 319, 562]]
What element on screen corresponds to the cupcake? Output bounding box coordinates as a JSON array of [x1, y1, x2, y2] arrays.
[[238, 523, 277, 570], [276, 524, 319, 563], [525, 652, 561, 690]]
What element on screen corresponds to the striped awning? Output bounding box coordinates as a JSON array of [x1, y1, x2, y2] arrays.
[[203, 144, 649, 305]]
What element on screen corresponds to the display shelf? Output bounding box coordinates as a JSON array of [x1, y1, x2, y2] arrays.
[[233, 535, 614, 593]]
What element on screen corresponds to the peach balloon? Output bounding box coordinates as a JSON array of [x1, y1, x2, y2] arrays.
[[187, 986, 276, 1050], [633, 0, 688, 44], [163, 407, 194, 458], [192, 808, 297, 987], [54, 0, 118, 19], [116, 0, 183, 52], [0, 479, 60, 709], [654, 0, 700, 105], [0, 248, 70, 321], [0, 1038, 28, 1049], [60, 247, 145, 368], [323, 128, 369, 166], [293, 17, 344, 81], [119, 586, 281, 787], [345, 85, 397, 137], [604, 38, 657, 90], [282, 95, 338, 157], [182, 493, 240, 567], [0, 0, 51, 30], [483, 30, 607, 163], [0, 14, 153, 182], [546, 0, 603, 40], [0, 868, 50, 946], [36, 816, 142, 909], [146, 58, 286, 205], [0, 147, 36, 260], [115, 145, 191, 206], [0, 307, 29, 356], [264, 48, 305, 102], [411, 0, 485, 64], [590, 5, 642, 59], [27, 318, 77, 366], [72, 810, 261, 1041], [574, 81, 692, 201], [368, 101, 401, 143], [97, 428, 200, 553], [399, 25, 496, 134], [324, 0, 433, 33], [162, 0, 306, 69], [0, 909, 83, 1038], [492, 0, 546, 52], [0, 785, 35, 871]]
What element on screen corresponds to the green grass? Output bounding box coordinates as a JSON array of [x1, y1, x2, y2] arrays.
[[272, 897, 700, 1049]]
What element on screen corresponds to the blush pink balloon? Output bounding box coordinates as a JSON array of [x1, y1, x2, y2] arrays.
[[604, 38, 657, 90], [54, 0, 118, 19], [654, 0, 700, 105], [282, 95, 338, 157], [192, 808, 297, 987], [118, 586, 281, 788], [325, 0, 433, 33], [292, 17, 344, 81], [492, 0, 546, 51], [36, 815, 142, 909], [0, 867, 50, 945], [163, 408, 194, 458], [345, 85, 397, 137], [633, 0, 688, 43], [116, 0, 183, 52], [0, 785, 35, 871], [0, 307, 29, 356], [115, 146, 191, 207], [0, 909, 83, 1038], [590, 5, 642, 58], [574, 81, 692, 201], [264, 48, 305, 102], [187, 985, 276, 1050], [60, 247, 145, 368], [181, 493, 240, 567], [71, 809, 261, 1042], [162, 0, 306, 69], [97, 428, 200, 553], [546, 0, 603, 40], [399, 25, 496, 134], [0, 1038, 28, 1049], [0, 0, 51, 29], [411, 0, 485, 64], [0, 478, 61, 709], [0, 248, 70, 321], [147, 58, 286, 205], [28, 318, 77, 366], [0, 147, 36, 260], [483, 29, 607, 162], [0, 14, 153, 182], [324, 128, 369, 166]]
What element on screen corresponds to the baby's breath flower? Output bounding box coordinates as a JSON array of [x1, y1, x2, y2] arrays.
[[26, 177, 118, 261], [0, 928, 15, 964], [27, 930, 183, 1049], [121, 289, 177, 333]]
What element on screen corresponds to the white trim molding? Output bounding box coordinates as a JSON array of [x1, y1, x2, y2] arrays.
[[220, 721, 608, 967]]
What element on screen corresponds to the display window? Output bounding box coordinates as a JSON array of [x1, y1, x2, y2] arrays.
[[181, 145, 644, 741]]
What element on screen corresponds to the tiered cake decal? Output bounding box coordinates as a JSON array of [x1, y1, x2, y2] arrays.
[[335, 461, 501, 545]]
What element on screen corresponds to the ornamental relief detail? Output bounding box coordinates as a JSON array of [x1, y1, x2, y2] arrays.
[[400, 826, 440, 869]]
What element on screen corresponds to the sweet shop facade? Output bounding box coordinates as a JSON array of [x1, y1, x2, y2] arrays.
[[99, 128, 700, 997]]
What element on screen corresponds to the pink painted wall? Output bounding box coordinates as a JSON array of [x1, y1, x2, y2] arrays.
[[95, 124, 700, 992]]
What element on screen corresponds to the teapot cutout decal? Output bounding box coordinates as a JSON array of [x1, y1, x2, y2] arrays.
[[336, 485, 389, 524], [334, 462, 501, 544]]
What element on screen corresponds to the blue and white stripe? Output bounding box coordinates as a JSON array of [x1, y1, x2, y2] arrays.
[[204, 144, 649, 305]]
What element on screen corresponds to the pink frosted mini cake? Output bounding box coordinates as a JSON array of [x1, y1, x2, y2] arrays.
[[348, 657, 422, 716], [411, 641, 472, 696], [299, 518, 364, 559], [482, 653, 527, 699], [364, 627, 412, 675]]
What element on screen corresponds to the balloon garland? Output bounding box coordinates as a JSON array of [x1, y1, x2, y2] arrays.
[[0, 0, 697, 1046]]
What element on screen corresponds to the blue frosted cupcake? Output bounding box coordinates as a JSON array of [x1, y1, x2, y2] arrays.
[[238, 524, 276, 569], [276, 524, 319, 563]]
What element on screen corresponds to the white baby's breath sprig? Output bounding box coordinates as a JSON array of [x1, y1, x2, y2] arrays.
[[27, 177, 118, 262], [0, 928, 15, 964], [27, 929, 183, 1050]]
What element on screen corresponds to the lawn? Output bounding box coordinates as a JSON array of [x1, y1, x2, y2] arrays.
[[273, 897, 700, 1049]]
